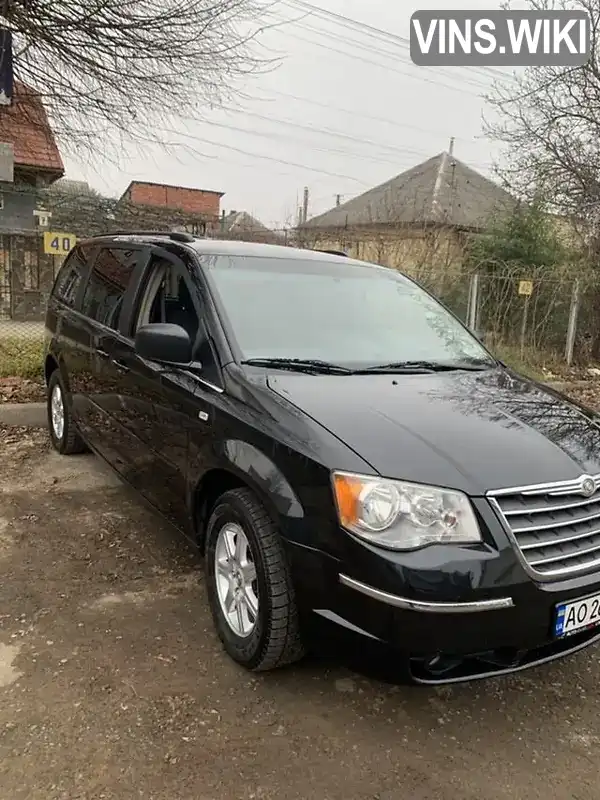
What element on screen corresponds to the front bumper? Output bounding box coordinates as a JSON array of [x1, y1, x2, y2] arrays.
[[284, 521, 600, 684], [334, 571, 600, 683]]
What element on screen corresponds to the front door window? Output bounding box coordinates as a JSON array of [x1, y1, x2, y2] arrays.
[[135, 257, 200, 344]]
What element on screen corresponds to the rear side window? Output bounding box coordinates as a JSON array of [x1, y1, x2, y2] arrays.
[[80, 247, 141, 330], [52, 245, 92, 308]]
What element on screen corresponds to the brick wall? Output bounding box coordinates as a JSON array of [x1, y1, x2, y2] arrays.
[[128, 182, 222, 217]]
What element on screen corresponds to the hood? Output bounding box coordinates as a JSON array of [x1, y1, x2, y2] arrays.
[[266, 368, 600, 495]]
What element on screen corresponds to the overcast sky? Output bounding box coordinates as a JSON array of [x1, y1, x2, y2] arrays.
[[64, 0, 525, 229]]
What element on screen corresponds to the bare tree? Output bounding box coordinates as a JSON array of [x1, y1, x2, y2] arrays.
[[3, 0, 275, 156], [485, 0, 600, 230], [484, 0, 600, 354]]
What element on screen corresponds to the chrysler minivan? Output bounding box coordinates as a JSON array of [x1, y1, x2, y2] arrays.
[[44, 232, 600, 684]]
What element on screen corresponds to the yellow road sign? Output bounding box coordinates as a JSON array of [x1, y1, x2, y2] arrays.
[[518, 280, 533, 296], [43, 232, 76, 256]]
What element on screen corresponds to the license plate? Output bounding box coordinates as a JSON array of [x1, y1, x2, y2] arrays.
[[555, 592, 600, 638]]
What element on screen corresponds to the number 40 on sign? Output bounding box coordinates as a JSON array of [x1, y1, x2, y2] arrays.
[[43, 232, 76, 255]]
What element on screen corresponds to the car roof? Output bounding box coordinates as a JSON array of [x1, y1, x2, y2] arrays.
[[190, 239, 368, 264], [79, 233, 388, 272]]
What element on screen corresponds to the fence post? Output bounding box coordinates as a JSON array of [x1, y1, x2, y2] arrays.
[[565, 278, 581, 365], [520, 294, 530, 361], [466, 273, 480, 331]]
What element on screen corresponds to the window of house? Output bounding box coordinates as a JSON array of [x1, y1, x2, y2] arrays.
[[81, 247, 140, 329], [52, 244, 94, 307]]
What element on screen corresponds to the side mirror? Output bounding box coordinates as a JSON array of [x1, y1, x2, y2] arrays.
[[134, 323, 193, 365]]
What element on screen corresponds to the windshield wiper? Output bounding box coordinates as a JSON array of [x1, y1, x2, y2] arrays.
[[354, 359, 494, 374], [241, 357, 353, 375]]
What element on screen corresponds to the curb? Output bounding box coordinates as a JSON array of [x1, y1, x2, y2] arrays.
[[0, 402, 46, 428]]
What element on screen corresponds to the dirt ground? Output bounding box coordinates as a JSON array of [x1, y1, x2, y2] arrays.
[[0, 377, 45, 404], [2, 427, 600, 800]]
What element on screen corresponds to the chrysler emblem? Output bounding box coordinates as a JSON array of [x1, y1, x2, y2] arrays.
[[580, 477, 596, 497]]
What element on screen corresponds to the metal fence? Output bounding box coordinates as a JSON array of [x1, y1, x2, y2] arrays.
[[415, 269, 585, 368], [0, 234, 61, 378]]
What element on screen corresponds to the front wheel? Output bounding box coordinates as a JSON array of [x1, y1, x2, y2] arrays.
[[204, 487, 305, 671], [47, 370, 87, 455]]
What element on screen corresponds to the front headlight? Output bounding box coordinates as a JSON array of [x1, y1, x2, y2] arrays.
[[331, 471, 481, 551]]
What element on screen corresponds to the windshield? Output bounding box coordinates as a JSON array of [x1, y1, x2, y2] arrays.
[[207, 255, 495, 369]]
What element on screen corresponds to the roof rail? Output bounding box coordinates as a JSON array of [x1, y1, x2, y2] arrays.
[[94, 230, 196, 243], [314, 249, 347, 257]]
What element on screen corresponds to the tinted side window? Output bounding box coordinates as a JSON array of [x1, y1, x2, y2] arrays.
[[81, 247, 140, 329], [52, 245, 93, 308]]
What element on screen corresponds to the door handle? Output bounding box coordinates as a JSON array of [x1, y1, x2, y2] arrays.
[[112, 358, 130, 373], [97, 349, 110, 359]]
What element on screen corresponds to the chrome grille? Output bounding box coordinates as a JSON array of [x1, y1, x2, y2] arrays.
[[488, 474, 600, 579]]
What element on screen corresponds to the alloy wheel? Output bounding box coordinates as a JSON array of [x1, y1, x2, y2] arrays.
[[214, 522, 259, 637], [50, 384, 65, 441]]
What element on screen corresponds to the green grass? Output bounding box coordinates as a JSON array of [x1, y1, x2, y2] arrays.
[[0, 335, 45, 379]]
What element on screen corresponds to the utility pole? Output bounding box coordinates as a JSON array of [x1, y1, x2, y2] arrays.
[[302, 186, 309, 224]]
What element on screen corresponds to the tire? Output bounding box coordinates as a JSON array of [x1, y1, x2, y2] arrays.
[[204, 487, 305, 671], [47, 370, 87, 455]]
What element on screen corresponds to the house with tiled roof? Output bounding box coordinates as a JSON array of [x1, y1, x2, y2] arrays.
[[299, 150, 515, 273], [0, 82, 64, 185], [0, 82, 65, 321]]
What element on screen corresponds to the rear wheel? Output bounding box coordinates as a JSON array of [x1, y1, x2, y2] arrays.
[[47, 370, 87, 455], [204, 487, 305, 671]]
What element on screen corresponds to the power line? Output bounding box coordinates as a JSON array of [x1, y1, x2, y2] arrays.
[[279, 15, 489, 91], [185, 114, 428, 168], [284, 0, 512, 84], [160, 125, 377, 185], [213, 107, 489, 169], [177, 99, 497, 179], [267, 16, 491, 98], [248, 89, 492, 163]]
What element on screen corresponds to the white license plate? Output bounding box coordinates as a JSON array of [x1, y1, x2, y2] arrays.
[[555, 593, 600, 637]]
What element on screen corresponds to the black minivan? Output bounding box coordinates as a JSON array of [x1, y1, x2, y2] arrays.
[[44, 232, 600, 684]]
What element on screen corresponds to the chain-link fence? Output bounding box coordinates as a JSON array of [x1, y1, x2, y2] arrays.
[[415, 267, 588, 370], [0, 234, 63, 379]]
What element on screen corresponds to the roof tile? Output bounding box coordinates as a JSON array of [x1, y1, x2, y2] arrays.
[[303, 152, 515, 231], [0, 82, 63, 176]]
